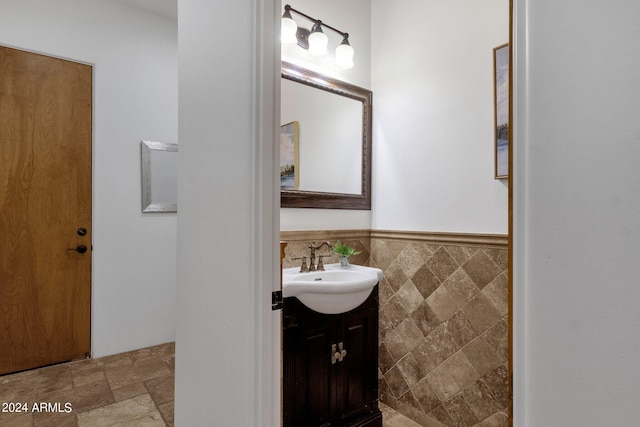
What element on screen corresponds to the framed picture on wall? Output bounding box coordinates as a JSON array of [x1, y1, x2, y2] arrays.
[[280, 121, 299, 190], [494, 43, 509, 179]]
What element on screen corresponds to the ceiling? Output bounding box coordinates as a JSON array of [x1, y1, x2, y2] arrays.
[[114, 0, 177, 20]]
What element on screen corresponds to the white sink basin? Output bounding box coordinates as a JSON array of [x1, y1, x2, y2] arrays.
[[282, 264, 383, 314]]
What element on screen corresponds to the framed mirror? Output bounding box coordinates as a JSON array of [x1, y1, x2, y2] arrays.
[[281, 62, 372, 210], [140, 140, 178, 212]]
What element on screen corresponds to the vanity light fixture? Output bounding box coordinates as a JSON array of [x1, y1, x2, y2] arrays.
[[281, 4, 355, 69]]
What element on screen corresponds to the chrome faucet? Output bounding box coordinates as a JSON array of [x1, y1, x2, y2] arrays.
[[308, 241, 333, 271]]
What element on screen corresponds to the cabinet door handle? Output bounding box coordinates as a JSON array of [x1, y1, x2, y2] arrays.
[[331, 342, 347, 364], [338, 342, 347, 361]]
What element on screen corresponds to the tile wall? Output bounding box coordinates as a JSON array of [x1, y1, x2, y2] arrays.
[[281, 230, 371, 270], [280, 230, 510, 427]]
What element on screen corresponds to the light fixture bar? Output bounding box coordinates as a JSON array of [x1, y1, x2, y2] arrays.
[[284, 4, 348, 39]]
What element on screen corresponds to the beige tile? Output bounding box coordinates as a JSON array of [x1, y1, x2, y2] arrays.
[[145, 374, 174, 405], [483, 319, 509, 363], [379, 343, 397, 375], [33, 412, 78, 427], [379, 376, 395, 403], [111, 382, 148, 402], [425, 365, 460, 402], [411, 326, 459, 378], [461, 251, 501, 289], [389, 396, 447, 427], [385, 240, 409, 259], [381, 295, 410, 330], [379, 279, 397, 306], [383, 410, 423, 427], [443, 245, 476, 266], [104, 357, 172, 389], [410, 377, 440, 413], [423, 324, 459, 362], [384, 365, 410, 398], [482, 273, 509, 316], [379, 401, 398, 419], [426, 285, 458, 322], [385, 261, 410, 291], [396, 353, 424, 387], [395, 244, 426, 278], [483, 364, 510, 410], [411, 300, 441, 337], [483, 248, 508, 271], [461, 292, 501, 333], [480, 411, 510, 427], [440, 350, 480, 390], [69, 353, 132, 377], [0, 364, 73, 408], [461, 379, 501, 421], [384, 319, 424, 361], [426, 248, 458, 282], [76, 394, 164, 427], [412, 341, 443, 376], [410, 264, 441, 299], [72, 369, 106, 388], [443, 268, 480, 307], [428, 405, 455, 425], [128, 342, 175, 363], [395, 280, 424, 314], [396, 390, 423, 417], [371, 239, 396, 271], [379, 311, 396, 341], [0, 413, 34, 427], [442, 394, 480, 426], [410, 242, 435, 263], [462, 337, 502, 377], [444, 310, 479, 348], [33, 380, 114, 423], [157, 401, 174, 427]]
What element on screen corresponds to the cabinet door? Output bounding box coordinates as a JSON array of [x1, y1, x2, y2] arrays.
[[284, 302, 335, 427], [334, 305, 378, 424]]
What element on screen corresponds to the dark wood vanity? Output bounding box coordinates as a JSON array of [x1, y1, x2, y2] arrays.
[[283, 286, 381, 427]]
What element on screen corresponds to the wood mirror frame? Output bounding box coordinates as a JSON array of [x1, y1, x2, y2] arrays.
[[281, 61, 372, 210]]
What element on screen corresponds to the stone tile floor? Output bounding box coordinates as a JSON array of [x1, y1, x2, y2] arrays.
[[0, 342, 174, 426], [381, 403, 424, 427], [0, 342, 420, 427]]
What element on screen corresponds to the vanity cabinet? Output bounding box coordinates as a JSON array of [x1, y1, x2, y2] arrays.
[[283, 286, 381, 427]]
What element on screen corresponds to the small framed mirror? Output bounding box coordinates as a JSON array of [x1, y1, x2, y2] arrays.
[[281, 62, 372, 210], [140, 140, 178, 213]]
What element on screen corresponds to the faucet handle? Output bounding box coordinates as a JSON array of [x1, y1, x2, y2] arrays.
[[317, 254, 332, 271], [291, 256, 309, 273]]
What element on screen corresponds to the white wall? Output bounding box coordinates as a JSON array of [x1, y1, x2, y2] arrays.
[[514, 1, 640, 425], [0, 0, 178, 357], [175, 0, 279, 425], [371, 0, 509, 234], [280, 0, 373, 231]]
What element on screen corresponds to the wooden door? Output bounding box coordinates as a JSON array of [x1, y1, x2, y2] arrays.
[[0, 46, 92, 374]]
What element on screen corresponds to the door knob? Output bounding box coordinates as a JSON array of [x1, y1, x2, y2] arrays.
[[67, 245, 88, 254]]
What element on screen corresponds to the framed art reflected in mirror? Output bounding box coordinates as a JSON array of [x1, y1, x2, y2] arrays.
[[494, 43, 509, 179]]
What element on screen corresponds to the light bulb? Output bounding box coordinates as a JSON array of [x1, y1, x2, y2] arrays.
[[308, 23, 328, 56], [335, 37, 354, 69], [281, 11, 298, 45]]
